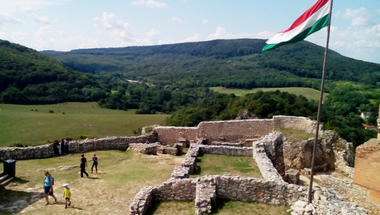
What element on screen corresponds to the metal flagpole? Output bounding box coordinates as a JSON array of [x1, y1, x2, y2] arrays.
[[308, 0, 334, 204]]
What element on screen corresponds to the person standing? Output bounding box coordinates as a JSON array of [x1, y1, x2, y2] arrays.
[[64, 139, 69, 153], [91, 154, 98, 174], [80, 154, 88, 177], [43, 171, 57, 205], [62, 183, 71, 209], [60, 139, 65, 154], [53, 140, 59, 155]]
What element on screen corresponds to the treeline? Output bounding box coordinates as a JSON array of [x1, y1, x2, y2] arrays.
[[166, 84, 378, 147]]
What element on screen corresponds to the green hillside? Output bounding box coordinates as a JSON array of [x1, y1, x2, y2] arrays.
[[43, 39, 380, 89], [0, 40, 106, 104]]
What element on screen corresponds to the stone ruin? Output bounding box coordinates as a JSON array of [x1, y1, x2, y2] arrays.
[[0, 115, 378, 214]]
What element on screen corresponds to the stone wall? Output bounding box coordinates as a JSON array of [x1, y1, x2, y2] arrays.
[[155, 119, 274, 144], [0, 133, 156, 161], [154, 178, 197, 201], [154, 116, 321, 145], [154, 126, 198, 144], [252, 133, 284, 182], [315, 175, 375, 214], [199, 145, 252, 157], [273, 116, 320, 134], [353, 138, 380, 205]]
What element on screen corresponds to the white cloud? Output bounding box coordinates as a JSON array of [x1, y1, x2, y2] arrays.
[[94, 12, 131, 40], [342, 8, 369, 26], [171, 17, 184, 24], [201, 19, 208, 24], [183, 33, 203, 42], [207, 26, 235, 40], [207, 27, 273, 41], [0, 0, 67, 14], [0, 13, 22, 26], [146, 29, 161, 44], [131, 0, 169, 9], [28, 13, 51, 25]]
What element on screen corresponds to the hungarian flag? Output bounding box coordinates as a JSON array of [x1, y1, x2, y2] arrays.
[[262, 0, 331, 52]]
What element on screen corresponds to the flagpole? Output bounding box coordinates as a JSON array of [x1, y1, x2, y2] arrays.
[[308, 0, 334, 204]]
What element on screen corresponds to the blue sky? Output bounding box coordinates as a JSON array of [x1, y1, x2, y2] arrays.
[[0, 0, 379, 63]]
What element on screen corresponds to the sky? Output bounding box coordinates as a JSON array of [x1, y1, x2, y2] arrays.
[[0, 0, 379, 64]]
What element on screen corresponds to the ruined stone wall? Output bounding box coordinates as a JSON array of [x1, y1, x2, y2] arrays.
[[154, 126, 198, 144], [0, 133, 156, 161], [155, 119, 274, 144], [155, 116, 321, 145], [199, 145, 252, 157], [273, 116, 319, 133], [252, 133, 284, 182], [154, 179, 197, 201], [315, 175, 379, 215], [196, 119, 273, 142], [0, 144, 55, 161], [354, 138, 380, 206]]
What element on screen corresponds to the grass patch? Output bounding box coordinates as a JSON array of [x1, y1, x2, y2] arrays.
[[212, 199, 290, 215], [192, 154, 261, 178], [146, 201, 195, 215], [0, 102, 170, 147], [278, 128, 315, 142], [210, 87, 327, 101]]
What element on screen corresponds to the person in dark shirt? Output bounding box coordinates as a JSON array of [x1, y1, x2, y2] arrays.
[[91, 154, 98, 174], [80, 154, 88, 177]]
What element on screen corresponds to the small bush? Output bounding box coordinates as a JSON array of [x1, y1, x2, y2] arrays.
[[10, 143, 28, 147], [49, 110, 54, 113]]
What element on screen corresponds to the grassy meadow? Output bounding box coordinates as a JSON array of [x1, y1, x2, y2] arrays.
[[191, 154, 262, 178], [0, 102, 170, 147], [210, 87, 327, 101]]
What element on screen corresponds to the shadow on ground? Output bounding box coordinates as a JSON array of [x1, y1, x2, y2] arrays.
[[0, 184, 44, 214]]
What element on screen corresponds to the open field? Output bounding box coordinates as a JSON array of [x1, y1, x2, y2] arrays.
[[210, 87, 327, 101], [0, 150, 290, 215], [0, 102, 170, 147]]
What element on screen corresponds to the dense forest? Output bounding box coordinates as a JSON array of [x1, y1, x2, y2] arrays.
[[1, 39, 379, 147], [44, 39, 380, 90], [0, 40, 107, 104]]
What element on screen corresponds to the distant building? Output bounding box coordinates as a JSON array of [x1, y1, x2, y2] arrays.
[[362, 123, 377, 131], [360, 111, 372, 119]]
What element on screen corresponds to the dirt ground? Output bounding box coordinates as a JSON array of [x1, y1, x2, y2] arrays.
[[0, 151, 183, 215]]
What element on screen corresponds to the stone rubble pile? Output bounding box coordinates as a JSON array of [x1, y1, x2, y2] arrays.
[[313, 187, 368, 215], [129, 143, 158, 155], [195, 177, 217, 215]]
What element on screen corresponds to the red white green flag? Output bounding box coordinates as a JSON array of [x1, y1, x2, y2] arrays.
[[262, 0, 331, 52]]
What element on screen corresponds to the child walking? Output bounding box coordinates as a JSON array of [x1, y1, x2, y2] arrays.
[[63, 183, 71, 209]]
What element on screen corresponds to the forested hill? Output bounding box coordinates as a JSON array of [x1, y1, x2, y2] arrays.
[[0, 39, 105, 104], [43, 39, 380, 88]]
